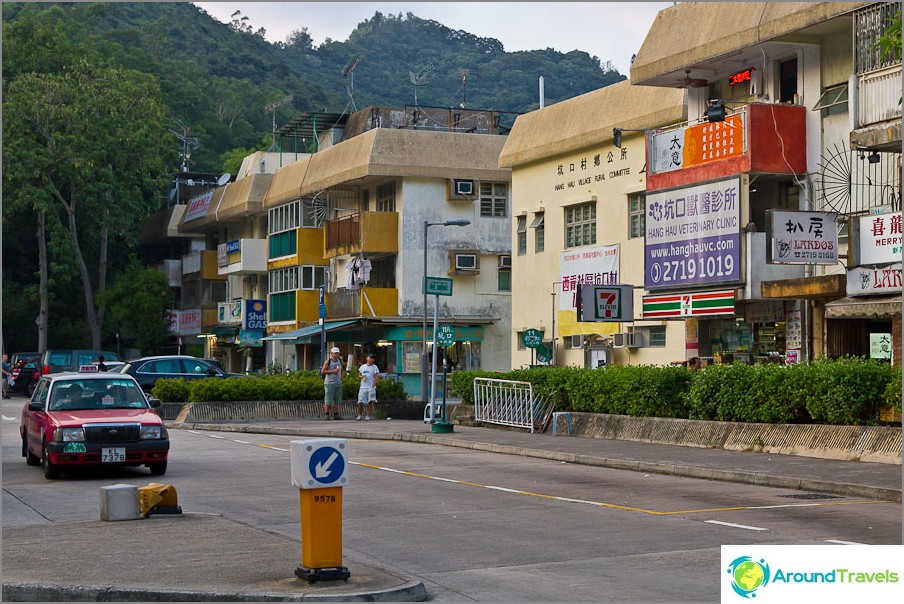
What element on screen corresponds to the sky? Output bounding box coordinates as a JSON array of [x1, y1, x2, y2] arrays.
[[193, 2, 672, 75]]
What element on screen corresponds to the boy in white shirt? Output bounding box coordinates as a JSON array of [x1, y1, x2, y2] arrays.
[[356, 352, 380, 420]]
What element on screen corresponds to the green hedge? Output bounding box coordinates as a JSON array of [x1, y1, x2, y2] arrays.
[[450, 358, 898, 426], [151, 371, 406, 403]]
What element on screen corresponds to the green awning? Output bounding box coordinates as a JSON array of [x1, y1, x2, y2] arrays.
[[261, 320, 359, 343]]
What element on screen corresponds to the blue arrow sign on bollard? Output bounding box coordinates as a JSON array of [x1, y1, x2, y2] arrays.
[[308, 446, 345, 485]]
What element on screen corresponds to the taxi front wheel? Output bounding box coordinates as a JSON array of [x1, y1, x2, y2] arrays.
[[42, 441, 60, 479], [148, 461, 167, 476]]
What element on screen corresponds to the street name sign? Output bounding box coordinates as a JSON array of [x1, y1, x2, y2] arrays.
[[424, 276, 453, 296]]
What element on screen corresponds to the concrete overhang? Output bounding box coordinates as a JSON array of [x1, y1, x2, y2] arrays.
[[264, 129, 510, 208], [760, 273, 847, 300], [630, 2, 865, 87], [850, 121, 903, 152], [179, 173, 271, 233], [499, 80, 685, 168]]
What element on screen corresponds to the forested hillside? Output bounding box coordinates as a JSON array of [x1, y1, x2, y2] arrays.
[[1, 2, 623, 354]]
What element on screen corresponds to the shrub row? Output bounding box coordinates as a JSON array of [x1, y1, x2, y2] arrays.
[[151, 370, 406, 403], [449, 358, 901, 426]]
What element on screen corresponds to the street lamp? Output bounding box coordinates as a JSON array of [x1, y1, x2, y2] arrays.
[[422, 219, 470, 404]]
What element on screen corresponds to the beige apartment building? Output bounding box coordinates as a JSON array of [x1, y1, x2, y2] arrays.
[[500, 81, 686, 369]]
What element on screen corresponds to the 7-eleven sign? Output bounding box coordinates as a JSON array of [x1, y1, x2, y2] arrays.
[[643, 291, 735, 319], [577, 284, 634, 322]]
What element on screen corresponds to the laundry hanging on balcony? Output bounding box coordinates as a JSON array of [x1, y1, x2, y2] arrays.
[[346, 256, 372, 289]]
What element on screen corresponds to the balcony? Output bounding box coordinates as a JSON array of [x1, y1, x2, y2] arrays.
[[646, 103, 807, 192], [326, 287, 398, 318], [851, 64, 903, 151], [217, 238, 267, 275], [324, 211, 398, 259], [182, 250, 224, 281]]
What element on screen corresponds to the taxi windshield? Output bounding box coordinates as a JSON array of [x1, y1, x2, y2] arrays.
[[49, 379, 149, 412]]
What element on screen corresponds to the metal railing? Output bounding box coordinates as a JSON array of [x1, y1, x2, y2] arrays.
[[473, 378, 552, 433], [857, 65, 903, 127]]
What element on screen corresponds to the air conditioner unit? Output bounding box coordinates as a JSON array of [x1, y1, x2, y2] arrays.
[[613, 332, 640, 348], [454, 253, 478, 271], [498, 255, 512, 269], [449, 179, 475, 200]]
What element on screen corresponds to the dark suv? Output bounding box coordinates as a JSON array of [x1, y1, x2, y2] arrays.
[[41, 350, 123, 375], [118, 355, 243, 392]]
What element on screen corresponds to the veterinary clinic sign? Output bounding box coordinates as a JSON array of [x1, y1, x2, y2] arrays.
[[644, 177, 740, 289]]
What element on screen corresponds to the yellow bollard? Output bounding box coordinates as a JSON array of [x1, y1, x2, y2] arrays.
[[300, 486, 343, 568], [138, 483, 181, 517], [291, 439, 350, 581]]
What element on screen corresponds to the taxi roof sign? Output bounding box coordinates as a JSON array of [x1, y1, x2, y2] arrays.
[[78, 364, 99, 373]]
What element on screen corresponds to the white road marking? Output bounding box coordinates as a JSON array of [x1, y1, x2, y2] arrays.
[[2, 415, 17, 421], [705, 520, 768, 531], [824, 539, 867, 545]]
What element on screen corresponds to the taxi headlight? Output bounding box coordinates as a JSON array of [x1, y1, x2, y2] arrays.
[[140, 425, 167, 440], [57, 427, 85, 442]]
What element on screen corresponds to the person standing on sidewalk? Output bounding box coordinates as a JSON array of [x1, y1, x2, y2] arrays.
[[356, 352, 380, 420], [2, 354, 11, 399], [321, 347, 344, 420]]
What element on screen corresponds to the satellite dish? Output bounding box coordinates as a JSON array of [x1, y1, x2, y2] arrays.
[[186, 179, 195, 186], [217, 173, 231, 186], [311, 192, 333, 227]]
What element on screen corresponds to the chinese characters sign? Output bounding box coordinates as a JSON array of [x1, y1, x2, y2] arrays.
[[645, 177, 740, 289], [857, 212, 902, 265], [553, 146, 632, 193], [184, 190, 214, 222], [649, 114, 744, 174], [768, 210, 838, 264], [170, 308, 201, 335], [560, 245, 620, 311]]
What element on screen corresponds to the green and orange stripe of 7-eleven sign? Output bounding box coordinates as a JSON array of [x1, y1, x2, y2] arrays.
[[642, 290, 735, 319]]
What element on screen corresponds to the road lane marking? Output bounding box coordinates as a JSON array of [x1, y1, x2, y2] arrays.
[[705, 520, 769, 531], [825, 539, 867, 545], [2, 415, 17, 422], [182, 430, 894, 518]]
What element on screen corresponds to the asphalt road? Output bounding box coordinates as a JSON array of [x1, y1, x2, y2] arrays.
[[2, 399, 901, 601]]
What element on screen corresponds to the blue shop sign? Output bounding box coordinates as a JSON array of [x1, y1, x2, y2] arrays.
[[225, 240, 241, 254], [243, 299, 267, 330]]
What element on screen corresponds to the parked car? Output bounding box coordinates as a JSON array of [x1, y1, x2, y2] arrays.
[[41, 350, 123, 375], [10, 352, 41, 397], [20, 370, 169, 479], [117, 355, 244, 392]]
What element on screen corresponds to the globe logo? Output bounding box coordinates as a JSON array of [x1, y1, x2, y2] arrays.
[[727, 556, 770, 598]]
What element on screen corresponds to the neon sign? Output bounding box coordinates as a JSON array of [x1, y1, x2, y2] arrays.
[[728, 68, 755, 86]]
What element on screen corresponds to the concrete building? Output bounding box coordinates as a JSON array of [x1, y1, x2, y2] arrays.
[[629, 1, 900, 365], [260, 106, 514, 397], [500, 81, 687, 368]]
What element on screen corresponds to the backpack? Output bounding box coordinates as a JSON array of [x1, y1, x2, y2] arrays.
[[320, 358, 339, 380]]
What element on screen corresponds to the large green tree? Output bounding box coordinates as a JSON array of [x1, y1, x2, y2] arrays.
[[3, 58, 173, 349], [97, 265, 173, 356]]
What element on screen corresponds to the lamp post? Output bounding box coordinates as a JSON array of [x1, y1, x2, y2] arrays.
[[422, 219, 470, 403]]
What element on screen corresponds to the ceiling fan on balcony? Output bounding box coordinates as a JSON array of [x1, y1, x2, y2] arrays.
[[676, 69, 709, 88]]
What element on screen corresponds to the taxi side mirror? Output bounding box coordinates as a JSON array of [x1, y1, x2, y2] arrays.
[[28, 401, 44, 411], [147, 397, 161, 408]]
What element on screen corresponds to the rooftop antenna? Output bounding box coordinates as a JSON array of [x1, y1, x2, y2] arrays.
[[341, 54, 361, 112], [168, 118, 199, 173], [459, 68, 469, 109], [408, 63, 434, 106], [263, 95, 294, 152]]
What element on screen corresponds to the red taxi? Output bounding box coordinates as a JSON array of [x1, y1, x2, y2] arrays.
[[20, 370, 169, 479]]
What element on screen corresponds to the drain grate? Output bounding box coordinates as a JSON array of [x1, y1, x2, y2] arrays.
[[779, 493, 844, 500]]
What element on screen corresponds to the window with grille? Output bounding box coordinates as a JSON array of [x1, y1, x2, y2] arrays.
[[301, 266, 327, 290], [516, 215, 527, 256], [269, 268, 298, 294], [268, 202, 299, 235], [564, 202, 596, 248], [376, 182, 396, 212], [530, 212, 545, 252], [479, 182, 507, 217], [855, 3, 901, 74], [629, 193, 645, 239]]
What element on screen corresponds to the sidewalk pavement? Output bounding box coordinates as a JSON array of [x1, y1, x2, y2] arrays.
[[3, 418, 901, 602]]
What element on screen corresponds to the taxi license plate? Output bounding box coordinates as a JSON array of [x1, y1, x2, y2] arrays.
[[101, 448, 126, 463]]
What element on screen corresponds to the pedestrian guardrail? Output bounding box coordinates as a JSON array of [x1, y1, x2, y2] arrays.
[[473, 377, 552, 433]]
